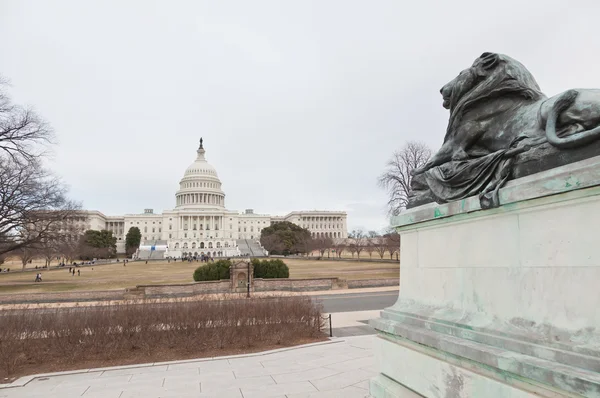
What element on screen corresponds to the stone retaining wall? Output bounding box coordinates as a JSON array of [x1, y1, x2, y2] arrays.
[[254, 278, 338, 292], [0, 277, 399, 304], [141, 280, 231, 297], [347, 278, 399, 289]]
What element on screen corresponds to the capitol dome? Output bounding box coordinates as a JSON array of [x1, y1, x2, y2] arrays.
[[175, 138, 225, 209]]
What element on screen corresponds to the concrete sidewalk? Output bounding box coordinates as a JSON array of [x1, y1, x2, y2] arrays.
[[326, 310, 381, 337], [0, 336, 375, 398]]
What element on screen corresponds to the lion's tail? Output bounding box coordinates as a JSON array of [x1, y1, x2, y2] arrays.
[[546, 89, 600, 149]]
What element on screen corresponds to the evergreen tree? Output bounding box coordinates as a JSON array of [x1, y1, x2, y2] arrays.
[[79, 230, 117, 259], [125, 227, 142, 255], [259, 221, 312, 255]]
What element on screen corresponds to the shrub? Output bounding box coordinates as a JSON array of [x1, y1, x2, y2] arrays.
[[193, 260, 231, 281], [253, 258, 289, 279], [0, 296, 324, 378]]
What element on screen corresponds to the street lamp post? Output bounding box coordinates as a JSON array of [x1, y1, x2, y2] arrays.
[[247, 259, 251, 298]]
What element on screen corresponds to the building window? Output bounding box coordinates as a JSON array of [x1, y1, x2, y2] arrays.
[[169, 225, 172, 230], [144, 227, 147, 233], [152, 228, 155, 233], [159, 228, 161, 233], [184, 233, 187, 238], [169, 234, 172, 239]]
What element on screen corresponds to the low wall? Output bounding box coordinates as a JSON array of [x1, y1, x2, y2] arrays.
[[141, 280, 231, 297], [254, 278, 338, 292], [347, 278, 399, 289]]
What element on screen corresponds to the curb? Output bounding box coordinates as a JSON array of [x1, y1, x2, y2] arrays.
[[0, 337, 345, 390]]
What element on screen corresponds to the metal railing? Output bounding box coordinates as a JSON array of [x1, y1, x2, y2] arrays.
[[321, 314, 332, 337]]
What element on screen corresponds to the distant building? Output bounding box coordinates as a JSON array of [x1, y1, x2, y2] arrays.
[[79, 139, 348, 258]]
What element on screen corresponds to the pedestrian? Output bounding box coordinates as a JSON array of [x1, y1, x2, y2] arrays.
[[69, 267, 71, 273], [72, 269, 75, 276], [78, 269, 80, 276]]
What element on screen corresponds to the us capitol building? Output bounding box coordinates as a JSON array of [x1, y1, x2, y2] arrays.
[[82, 139, 348, 258]]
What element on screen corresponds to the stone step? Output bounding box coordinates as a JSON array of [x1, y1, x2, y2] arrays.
[[372, 316, 600, 397], [381, 308, 600, 373]]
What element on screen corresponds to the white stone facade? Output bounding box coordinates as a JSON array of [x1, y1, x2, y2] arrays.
[[79, 140, 348, 257]]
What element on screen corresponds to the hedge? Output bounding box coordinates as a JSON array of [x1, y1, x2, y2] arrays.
[[193, 260, 231, 282], [252, 258, 289, 279]]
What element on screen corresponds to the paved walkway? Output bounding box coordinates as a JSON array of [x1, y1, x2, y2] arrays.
[[0, 336, 375, 398], [327, 310, 380, 337]]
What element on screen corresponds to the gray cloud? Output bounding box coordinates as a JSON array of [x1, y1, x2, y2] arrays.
[[2, 0, 600, 231]]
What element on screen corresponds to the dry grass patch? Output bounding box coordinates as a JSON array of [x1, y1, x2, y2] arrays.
[[0, 258, 399, 294]]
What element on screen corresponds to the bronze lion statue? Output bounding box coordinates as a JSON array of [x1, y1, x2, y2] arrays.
[[409, 52, 600, 208]]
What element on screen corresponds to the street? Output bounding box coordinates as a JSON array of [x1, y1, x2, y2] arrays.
[[312, 289, 399, 337], [314, 290, 398, 313]]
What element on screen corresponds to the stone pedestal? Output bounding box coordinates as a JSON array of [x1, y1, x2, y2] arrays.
[[370, 156, 600, 397], [230, 260, 253, 294]]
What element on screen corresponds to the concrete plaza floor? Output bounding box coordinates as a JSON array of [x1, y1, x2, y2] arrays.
[[0, 335, 376, 398]]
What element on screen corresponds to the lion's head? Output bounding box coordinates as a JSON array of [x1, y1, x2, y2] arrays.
[[442, 52, 544, 111], [442, 52, 546, 141]]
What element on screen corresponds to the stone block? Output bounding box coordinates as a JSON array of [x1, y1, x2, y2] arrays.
[[371, 156, 600, 397]]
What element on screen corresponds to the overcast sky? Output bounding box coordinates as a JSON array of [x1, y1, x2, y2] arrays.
[[2, 1, 600, 232]]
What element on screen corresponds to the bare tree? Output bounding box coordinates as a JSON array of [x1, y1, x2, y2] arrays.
[[364, 240, 375, 259], [384, 231, 401, 260], [313, 236, 333, 258], [0, 78, 53, 162], [378, 141, 432, 215], [0, 157, 81, 256], [16, 246, 37, 271], [373, 237, 387, 259], [348, 230, 366, 259], [365, 230, 378, 259], [39, 239, 59, 268], [332, 240, 346, 258], [347, 244, 357, 258], [58, 236, 82, 264]]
